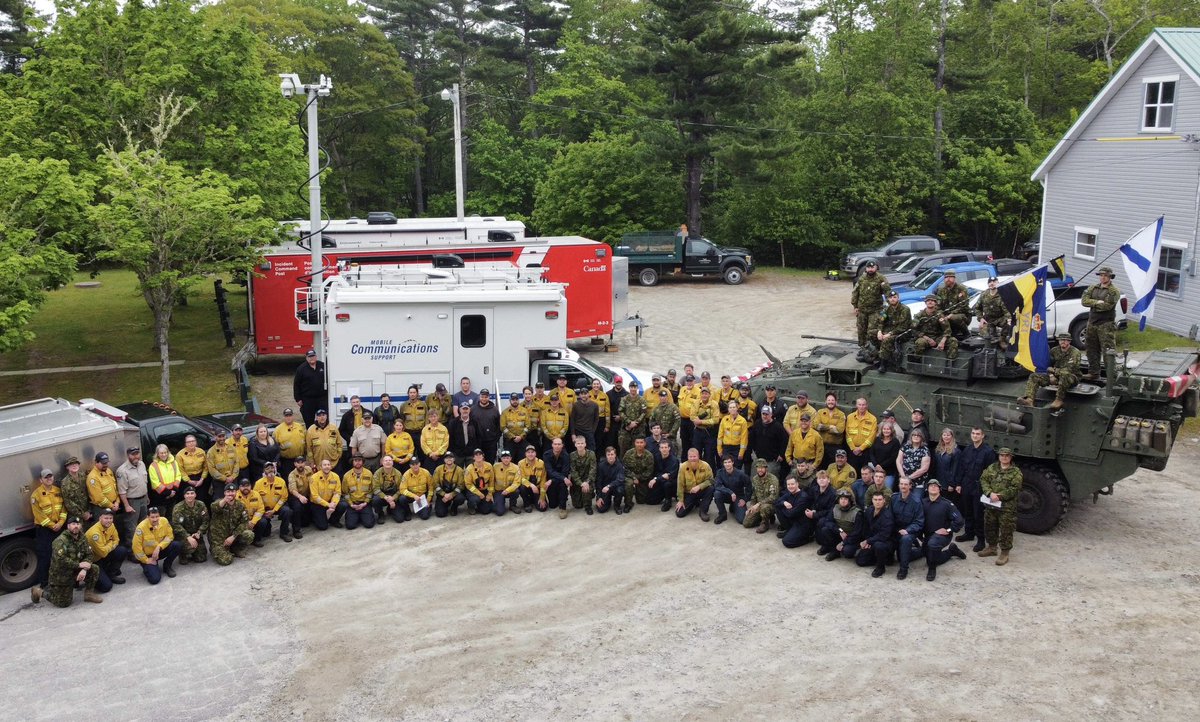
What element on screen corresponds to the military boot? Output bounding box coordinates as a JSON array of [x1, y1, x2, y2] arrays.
[[995, 549, 1010, 566], [558, 508, 568, 520], [30, 585, 42, 604], [876, 359, 888, 375], [1015, 396, 1032, 407], [84, 590, 104, 603], [756, 521, 771, 534], [1048, 398, 1064, 410], [977, 545, 998, 558], [659, 499, 672, 512]]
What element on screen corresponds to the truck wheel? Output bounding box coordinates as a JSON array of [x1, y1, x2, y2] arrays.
[[722, 265, 745, 285], [1014, 462, 1070, 535], [1069, 318, 1087, 349], [0, 537, 37, 592], [638, 268, 659, 287]]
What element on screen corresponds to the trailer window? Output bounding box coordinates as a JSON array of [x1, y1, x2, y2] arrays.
[[460, 314, 486, 348]]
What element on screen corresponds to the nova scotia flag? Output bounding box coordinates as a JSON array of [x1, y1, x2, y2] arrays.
[[1119, 217, 1164, 331]]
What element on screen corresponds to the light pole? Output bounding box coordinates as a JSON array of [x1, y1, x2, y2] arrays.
[[441, 83, 465, 221], [280, 73, 332, 360]]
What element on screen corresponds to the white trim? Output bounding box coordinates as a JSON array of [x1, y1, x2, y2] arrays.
[[1142, 74, 1181, 83], [1157, 240, 1186, 297], [1140, 78, 1177, 132], [1032, 32, 1200, 181], [1161, 238, 1188, 249], [1036, 175, 1048, 265], [1074, 226, 1099, 261]]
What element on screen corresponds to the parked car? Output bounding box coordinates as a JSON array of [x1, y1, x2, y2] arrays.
[[883, 250, 995, 287], [893, 262, 999, 303], [615, 231, 755, 286], [106, 401, 276, 456], [992, 257, 1035, 276], [842, 235, 940, 279], [1020, 240, 1040, 261]]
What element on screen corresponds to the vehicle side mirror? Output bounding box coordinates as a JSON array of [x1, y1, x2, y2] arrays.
[[707, 248, 718, 257]]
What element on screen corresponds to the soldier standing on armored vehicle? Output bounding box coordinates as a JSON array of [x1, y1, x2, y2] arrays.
[[1018, 334, 1081, 410], [875, 290, 912, 373], [1081, 266, 1120, 380], [850, 260, 891, 359], [978, 276, 1012, 349]]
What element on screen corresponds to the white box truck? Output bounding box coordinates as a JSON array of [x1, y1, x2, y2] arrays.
[[0, 398, 139, 592], [299, 266, 658, 419]]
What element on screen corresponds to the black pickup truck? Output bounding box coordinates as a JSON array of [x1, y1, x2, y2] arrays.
[[614, 231, 755, 286], [116, 402, 276, 454]]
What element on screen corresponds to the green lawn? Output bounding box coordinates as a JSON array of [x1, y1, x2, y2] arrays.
[[0, 270, 246, 412], [1118, 324, 1196, 352]]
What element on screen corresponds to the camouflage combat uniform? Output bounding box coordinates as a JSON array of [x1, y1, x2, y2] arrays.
[[877, 302, 913, 363], [622, 447, 656, 506], [980, 463, 1022, 551], [978, 288, 1011, 344], [46, 531, 97, 608], [172, 500, 210, 564], [912, 306, 958, 359], [648, 401, 681, 446], [617, 394, 648, 456], [935, 282, 972, 336], [1081, 281, 1120, 376], [1024, 344, 1082, 402], [569, 449, 597, 510], [851, 271, 891, 349], [742, 471, 780, 529], [208, 498, 254, 566], [61, 470, 89, 521]]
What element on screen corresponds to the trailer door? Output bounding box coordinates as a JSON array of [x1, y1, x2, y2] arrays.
[[454, 309, 495, 390]]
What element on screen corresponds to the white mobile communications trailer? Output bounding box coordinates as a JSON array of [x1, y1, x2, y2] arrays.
[[297, 266, 657, 421]]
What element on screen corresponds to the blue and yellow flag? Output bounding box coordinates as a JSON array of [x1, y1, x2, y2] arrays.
[[997, 266, 1052, 373]]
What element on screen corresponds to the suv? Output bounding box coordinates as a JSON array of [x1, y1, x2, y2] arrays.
[[842, 235, 940, 279], [884, 249, 995, 287]]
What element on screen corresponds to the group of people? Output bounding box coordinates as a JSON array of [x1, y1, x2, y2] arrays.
[[851, 260, 1122, 409], [28, 360, 1025, 607]]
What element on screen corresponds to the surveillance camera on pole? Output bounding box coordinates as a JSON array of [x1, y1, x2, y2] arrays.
[[279, 73, 333, 361]]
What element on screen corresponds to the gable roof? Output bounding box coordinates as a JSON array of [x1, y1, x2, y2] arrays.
[[1031, 28, 1200, 182]]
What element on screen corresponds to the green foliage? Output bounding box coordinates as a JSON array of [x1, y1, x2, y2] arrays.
[[18, 0, 305, 217], [532, 132, 679, 243], [0, 153, 90, 350], [466, 117, 559, 220]]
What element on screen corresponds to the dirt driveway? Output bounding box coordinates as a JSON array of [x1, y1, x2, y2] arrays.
[[3, 269, 1198, 720]]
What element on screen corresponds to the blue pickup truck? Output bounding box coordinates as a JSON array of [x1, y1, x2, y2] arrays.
[[892, 261, 1075, 304]]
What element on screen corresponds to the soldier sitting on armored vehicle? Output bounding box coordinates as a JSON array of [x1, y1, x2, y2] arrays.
[[912, 296, 958, 360], [934, 270, 972, 337], [875, 290, 912, 373], [977, 276, 1012, 349], [1017, 334, 1081, 410]]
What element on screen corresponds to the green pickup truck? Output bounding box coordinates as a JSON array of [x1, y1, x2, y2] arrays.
[[614, 231, 755, 286]]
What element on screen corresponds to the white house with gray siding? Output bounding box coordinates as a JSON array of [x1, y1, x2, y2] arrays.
[[1032, 28, 1200, 338]]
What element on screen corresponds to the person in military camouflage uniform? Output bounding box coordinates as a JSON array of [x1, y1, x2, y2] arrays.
[[912, 296, 958, 359], [1018, 334, 1081, 410], [568, 435, 597, 514], [622, 436, 656, 511], [934, 270, 972, 337], [209, 483, 254, 566], [648, 390, 681, 448], [1081, 266, 1120, 380], [618, 383, 648, 456], [875, 290, 913, 372], [32, 517, 101, 607], [172, 486, 210, 564], [60, 457, 90, 525], [977, 276, 1012, 349], [850, 260, 891, 356], [978, 447, 1022, 565], [743, 458, 779, 533]]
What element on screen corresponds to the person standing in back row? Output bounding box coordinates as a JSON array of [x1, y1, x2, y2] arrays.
[[1081, 266, 1120, 380], [851, 260, 891, 358], [293, 349, 326, 427]]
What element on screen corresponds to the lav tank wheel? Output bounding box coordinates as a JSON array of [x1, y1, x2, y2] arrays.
[[722, 265, 745, 285], [638, 268, 659, 287], [0, 537, 37, 593], [1014, 462, 1070, 535]]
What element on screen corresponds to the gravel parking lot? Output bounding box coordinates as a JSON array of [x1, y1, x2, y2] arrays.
[[3, 269, 1198, 720]]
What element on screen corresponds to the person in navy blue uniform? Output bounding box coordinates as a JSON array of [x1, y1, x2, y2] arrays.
[[891, 477, 925, 580], [857, 490, 895, 577], [922, 478, 967, 581], [712, 455, 752, 525]]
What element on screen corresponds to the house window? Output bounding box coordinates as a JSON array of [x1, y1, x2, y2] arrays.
[[1074, 227, 1098, 260], [1156, 242, 1186, 296], [1142, 78, 1177, 131]]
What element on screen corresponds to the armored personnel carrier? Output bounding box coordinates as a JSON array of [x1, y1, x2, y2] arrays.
[[747, 338, 1199, 533]]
